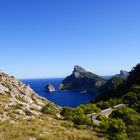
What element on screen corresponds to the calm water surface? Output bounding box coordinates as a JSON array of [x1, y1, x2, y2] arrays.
[[21, 78, 95, 108]]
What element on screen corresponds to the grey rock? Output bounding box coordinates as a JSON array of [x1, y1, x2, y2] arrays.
[[59, 65, 106, 93], [116, 70, 129, 78], [59, 66, 128, 94], [45, 84, 55, 92], [0, 72, 59, 121]]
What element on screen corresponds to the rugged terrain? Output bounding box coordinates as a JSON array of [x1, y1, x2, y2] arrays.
[[1, 64, 138, 140], [59, 65, 106, 93], [0, 72, 105, 140], [0, 72, 59, 121], [59, 65, 128, 94], [60, 64, 140, 140]]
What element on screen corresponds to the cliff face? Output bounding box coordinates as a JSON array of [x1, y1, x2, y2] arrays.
[[59, 65, 106, 93], [59, 66, 129, 94], [0, 72, 59, 121]]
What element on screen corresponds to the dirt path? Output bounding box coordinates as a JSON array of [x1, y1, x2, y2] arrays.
[[90, 104, 127, 125]]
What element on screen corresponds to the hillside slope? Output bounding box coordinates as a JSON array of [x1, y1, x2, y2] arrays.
[[0, 72, 60, 121], [0, 72, 105, 140]]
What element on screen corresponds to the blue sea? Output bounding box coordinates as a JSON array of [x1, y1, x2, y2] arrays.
[[21, 78, 95, 108]]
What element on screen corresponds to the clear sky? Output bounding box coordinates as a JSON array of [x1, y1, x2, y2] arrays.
[[0, 0, 140, 78]]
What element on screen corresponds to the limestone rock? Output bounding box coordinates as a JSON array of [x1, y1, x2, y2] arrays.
[[0, 72, 59, 121], [59, 65, 106, 93], [59, 65, 128, 94], [45, 84, 55, 92]]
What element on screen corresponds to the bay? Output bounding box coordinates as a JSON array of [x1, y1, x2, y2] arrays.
[[22, 78, 95, 108]]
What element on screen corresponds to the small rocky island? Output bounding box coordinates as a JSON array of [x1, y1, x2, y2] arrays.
[[45, 84, 55, 93]]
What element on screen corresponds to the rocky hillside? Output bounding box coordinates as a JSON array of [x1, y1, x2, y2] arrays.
[[59, 66, 128, 94], [59, 65, 106, 93], [100, 70, 129, 92], [0, 72, 106, 140], [115, 70, 129, 78], [0, 72, 59, 121]]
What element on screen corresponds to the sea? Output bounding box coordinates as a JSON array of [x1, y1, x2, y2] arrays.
[[21, 78, 95, 108]]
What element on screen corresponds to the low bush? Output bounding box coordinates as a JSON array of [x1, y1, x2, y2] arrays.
[[61, 106, 92, 126], [100, 117, 128, 140], [41, 102, 59, 116]]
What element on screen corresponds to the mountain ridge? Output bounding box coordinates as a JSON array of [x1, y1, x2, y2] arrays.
[[59, 65, 129, 94]]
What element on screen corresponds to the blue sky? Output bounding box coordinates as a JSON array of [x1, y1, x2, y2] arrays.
[[0, 0, 140, 78]]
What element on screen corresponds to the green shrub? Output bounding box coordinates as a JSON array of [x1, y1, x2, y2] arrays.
[[41, 102, 58, 115], [60, 106, 75, 120], [110, 107, 140, 140], [110, 107, 137, 122], [78, 104, 100, 114], [96, 114, 107, 121], [100, 117, 128, 140], [73, 114, 92, 125], [96, 98, 122, 110], [61, 106, 92, 126]]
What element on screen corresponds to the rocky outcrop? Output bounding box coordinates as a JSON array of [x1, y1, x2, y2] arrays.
[[59, 65, 129, 94], [101, 70, 129, 92], [45, 84, 55, 92], [59, 65, 106, 93], [100, 76, 126, 92], [116, 70, 129, 78], [0, 72, 59, 121]]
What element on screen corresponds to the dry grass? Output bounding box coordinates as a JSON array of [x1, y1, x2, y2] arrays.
[[0, 116, 106, 140], [0, 91, 106, 140], [0, 93, 10, 103]]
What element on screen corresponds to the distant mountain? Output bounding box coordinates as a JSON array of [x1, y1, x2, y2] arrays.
[[100, 70, 129, 92], [59, 65, 129, 94], [95, 64, 140, 102], [100, 75, 126, 92], [59, 65, 106, 93], [115, 70, 129, 78]]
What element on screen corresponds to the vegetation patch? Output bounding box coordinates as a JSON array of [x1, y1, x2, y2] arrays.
[[41, 102, 60, 116]]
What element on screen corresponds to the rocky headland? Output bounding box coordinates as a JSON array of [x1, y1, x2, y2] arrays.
[[59, 65, 129, 94]]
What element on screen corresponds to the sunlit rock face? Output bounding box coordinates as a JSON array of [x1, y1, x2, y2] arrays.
[[59, 65, 106, 93], [59, 65, 129, 94], [45, 84, 55, 92], [0, 72, 59, 121]]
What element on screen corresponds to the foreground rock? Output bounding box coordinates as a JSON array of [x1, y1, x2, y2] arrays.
[[0, 72, 59, 121], [45, 84, 55, 92]]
